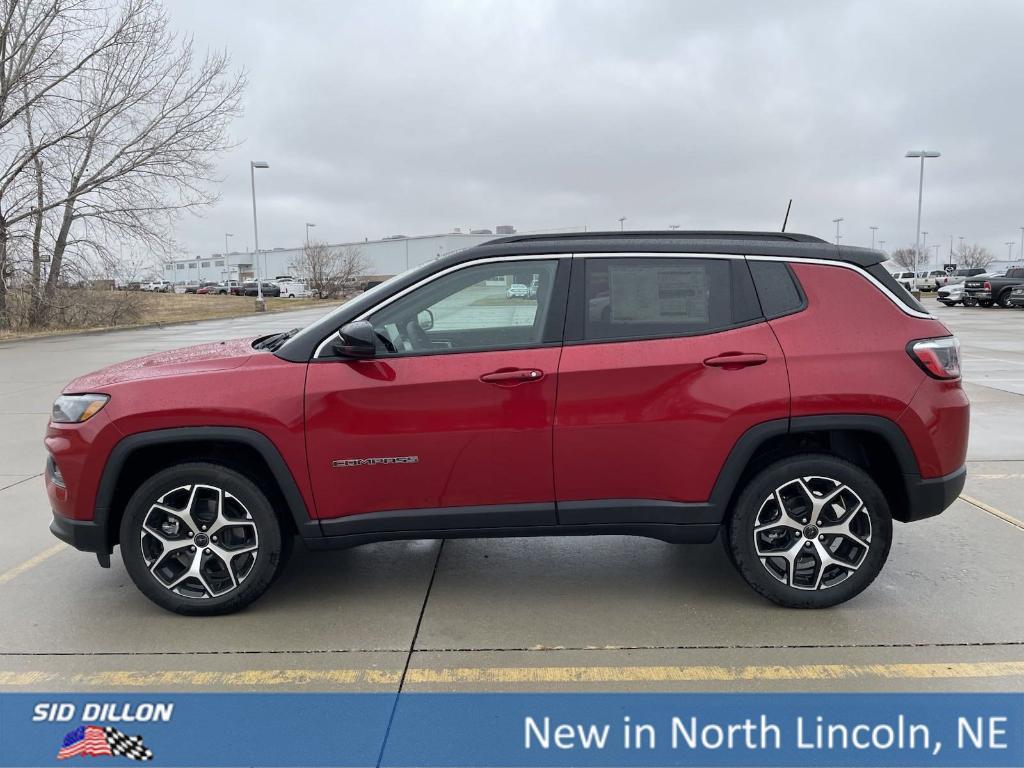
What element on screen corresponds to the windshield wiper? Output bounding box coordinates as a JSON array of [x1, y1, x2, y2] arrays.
[[254, 328, 301, 351]]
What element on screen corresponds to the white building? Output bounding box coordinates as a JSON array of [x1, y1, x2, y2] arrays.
[[163, 231, 507, 285]]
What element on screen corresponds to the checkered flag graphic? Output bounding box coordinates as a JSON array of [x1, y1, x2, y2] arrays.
[[104, 727, 154, 761]]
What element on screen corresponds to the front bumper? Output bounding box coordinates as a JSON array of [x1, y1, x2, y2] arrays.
[[50, 511, 111, 557], [902, 465, 966, 522]]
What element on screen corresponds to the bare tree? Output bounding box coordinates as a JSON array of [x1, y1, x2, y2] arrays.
[[888, 247, 919, 272], [292, 241, 368, 299], [0, 0, 244, 328], [955, 243, 995, 271]]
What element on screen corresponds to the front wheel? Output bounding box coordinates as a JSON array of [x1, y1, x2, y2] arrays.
[[119, 462, 290, 615], [726, 454, 892, 608]]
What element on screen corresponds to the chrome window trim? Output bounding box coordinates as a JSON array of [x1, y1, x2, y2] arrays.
[[313, 254, 569, 359], [312, 251, 931, 358], [745, 255, 934, 320]]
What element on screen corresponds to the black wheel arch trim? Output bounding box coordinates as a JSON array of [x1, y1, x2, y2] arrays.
[[92, 427, 318, 550]]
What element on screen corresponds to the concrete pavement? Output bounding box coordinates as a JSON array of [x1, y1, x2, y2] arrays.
[[0, 298, 1021, 693]]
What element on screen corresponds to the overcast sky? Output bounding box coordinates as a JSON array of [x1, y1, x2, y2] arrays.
[[166, 0, 1024, 265]]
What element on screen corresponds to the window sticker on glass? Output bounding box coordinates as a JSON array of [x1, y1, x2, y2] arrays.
[[608, 264, 708, 324]]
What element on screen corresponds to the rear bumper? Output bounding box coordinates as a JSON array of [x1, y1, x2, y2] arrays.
[[964, 290, 991, 300], [902, 464, 966, 522]]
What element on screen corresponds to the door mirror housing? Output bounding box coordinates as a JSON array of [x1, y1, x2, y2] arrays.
[[332, 321, 377, 358], [416, 309, 434, 331]]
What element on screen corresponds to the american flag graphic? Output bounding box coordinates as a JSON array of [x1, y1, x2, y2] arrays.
[[57, 725, 154, 761]]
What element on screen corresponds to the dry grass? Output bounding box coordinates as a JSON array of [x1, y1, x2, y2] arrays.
[[0, 290, 331, 341]]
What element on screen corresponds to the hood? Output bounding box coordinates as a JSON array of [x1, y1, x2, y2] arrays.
[[65, 337, 261, 391]]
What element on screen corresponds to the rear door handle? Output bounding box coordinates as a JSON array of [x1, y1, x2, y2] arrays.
[[480, 368, 545, 385], [702, 352, 768, 369]]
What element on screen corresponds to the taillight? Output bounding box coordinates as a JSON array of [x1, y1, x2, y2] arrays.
[[983, 281, 992, 290], [908, 337, 961, 380]]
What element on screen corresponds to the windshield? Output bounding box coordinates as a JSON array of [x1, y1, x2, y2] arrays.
[[284, 260, 439, 346]]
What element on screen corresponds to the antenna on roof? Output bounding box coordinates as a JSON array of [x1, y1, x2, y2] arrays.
[[781, 199, 792, 232]]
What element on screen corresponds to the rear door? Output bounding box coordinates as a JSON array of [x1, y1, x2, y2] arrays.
[[553, 254, 790, 523]]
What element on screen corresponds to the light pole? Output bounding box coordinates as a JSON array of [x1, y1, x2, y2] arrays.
[[905, 150, 941, 286], [948, 234, 954, 264], [878, 239, 886, 253], [305, 222, 316, 247], [869, 226, 878, 249], [832, 217, 843, 244], [932, 244, 940, 266], [1007, 242, 1015, 261], [225, 233, 233, 256], [618, 217, 626, 231], [250, 160, 270, 311], [1019, 227, 1024, 265], [922, 231, 928, 270], [959, 236, 965, 252]]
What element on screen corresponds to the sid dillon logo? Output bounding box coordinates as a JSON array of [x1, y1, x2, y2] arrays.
[[35, 702, 168, 761]]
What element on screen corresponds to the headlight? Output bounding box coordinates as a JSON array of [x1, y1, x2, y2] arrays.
[[51, 394, 109, 423]]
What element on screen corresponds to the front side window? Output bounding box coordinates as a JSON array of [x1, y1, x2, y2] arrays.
[[583, 257, 735, 341], [368, 259, 559, 355]]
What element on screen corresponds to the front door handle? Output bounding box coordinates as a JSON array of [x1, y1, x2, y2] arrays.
[[480, 368, 545, 385], [703, 352, 768, 369]]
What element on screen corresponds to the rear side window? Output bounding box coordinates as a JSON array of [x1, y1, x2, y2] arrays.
[[583, 258, 739, 341], [748, 260, 805, 318]]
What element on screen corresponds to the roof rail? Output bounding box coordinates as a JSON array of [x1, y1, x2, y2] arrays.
[[487, 230, 828, 245]]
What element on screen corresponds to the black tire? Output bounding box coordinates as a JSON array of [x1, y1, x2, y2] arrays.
[[726, 454, 892, 609], [963, 296, 978, 307], [997, 290, 1013, 308], [119, 462, 289, 615]]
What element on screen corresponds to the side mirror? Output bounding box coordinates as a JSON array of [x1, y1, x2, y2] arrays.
[[416, 309, 434, 331], [332, 321, 377, 358]]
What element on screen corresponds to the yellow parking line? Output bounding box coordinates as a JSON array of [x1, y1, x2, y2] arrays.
[[0, 669, 402, 688], [0, 543, 66, 586], [403, 661, 1024, 684], [960, 494, 1024, 530], [2, 661, 1023, 689]]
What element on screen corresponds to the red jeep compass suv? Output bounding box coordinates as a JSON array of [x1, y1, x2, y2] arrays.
[[45, 232, 969, 615]]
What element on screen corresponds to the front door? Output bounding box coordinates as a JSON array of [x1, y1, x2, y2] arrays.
[[305, 257, 568, 525], [554, 255, 790, 522]]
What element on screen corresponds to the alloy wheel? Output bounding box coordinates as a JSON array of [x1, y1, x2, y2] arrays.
[[139, 484, 259, 599], [752, 475, 872, 591]]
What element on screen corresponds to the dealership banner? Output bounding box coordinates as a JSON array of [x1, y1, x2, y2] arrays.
[[0, 692, 1021, 767]]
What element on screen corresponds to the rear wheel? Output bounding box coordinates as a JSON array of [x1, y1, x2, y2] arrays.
[[727, 454, 892, 608], [997, 290, 1014, 308], [119, 462, 289, 615]]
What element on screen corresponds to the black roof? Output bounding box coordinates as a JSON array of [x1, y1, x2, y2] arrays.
[[455, 230, 886, 269]]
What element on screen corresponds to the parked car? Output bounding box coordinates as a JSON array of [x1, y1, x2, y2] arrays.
[[242, 281, 281, 297], [209, 280, 242, 295], [194, 282, 219, 295], [935, 267, 985, 288], [1007, 285, 1024, 308], [890, 271, 916, 291], [506, 283, 529, 298], [963, 267, 1024, 307], [45, 230, 968, 615], [183, 281, 214, 294], [142, 280, 172, 293], [936, 282, 967, 306], [914, 270, 947, 292], [275, 279, 312, 298]]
